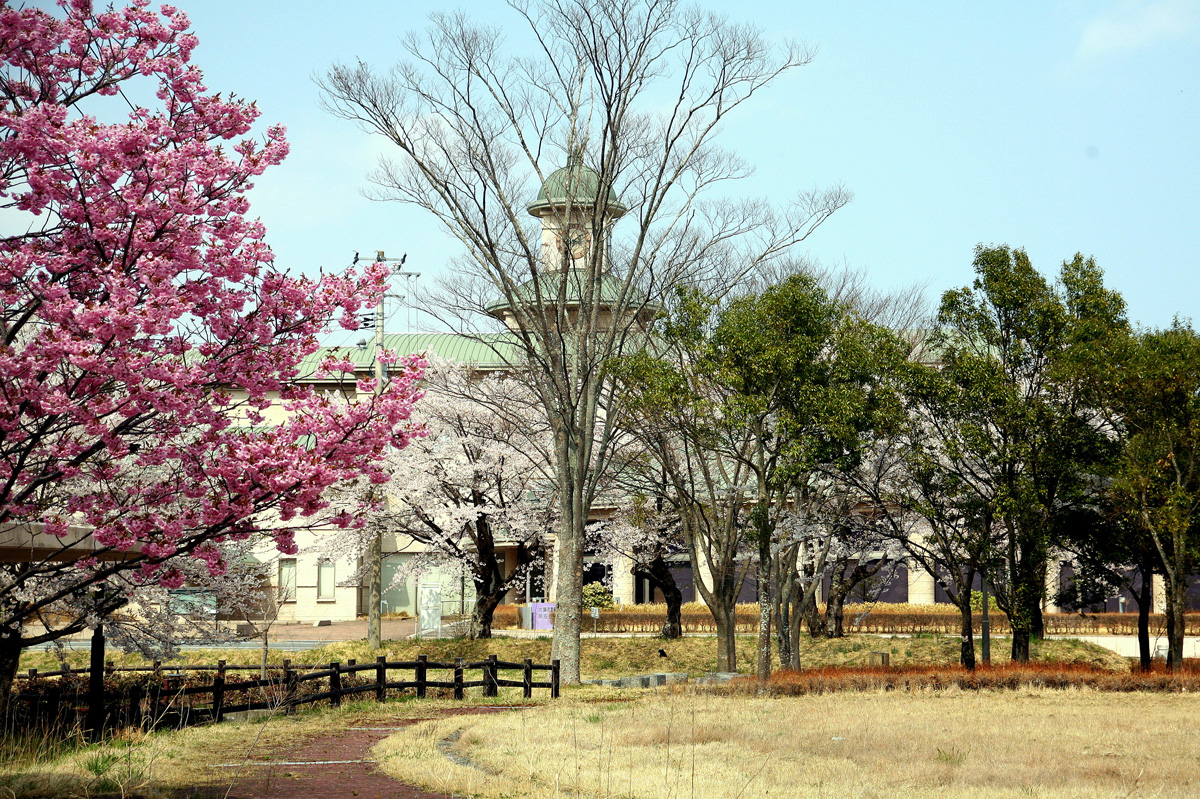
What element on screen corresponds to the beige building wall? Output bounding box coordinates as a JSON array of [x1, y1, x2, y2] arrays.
[[611, 552, 636, 606], [270, 545, 359, 625], [907, 560, 937, 605]]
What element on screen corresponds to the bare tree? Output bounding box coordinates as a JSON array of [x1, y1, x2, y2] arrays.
[[318, 0, 846, 681]]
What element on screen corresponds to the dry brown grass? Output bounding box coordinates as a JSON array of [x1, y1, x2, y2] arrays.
[[374, 690, 1200, 798], [746, 661, 1200, 694]]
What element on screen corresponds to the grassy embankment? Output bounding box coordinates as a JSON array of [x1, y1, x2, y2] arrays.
[[18, 629, 1130, 677]]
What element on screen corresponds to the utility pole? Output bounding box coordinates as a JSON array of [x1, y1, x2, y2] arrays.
[[359, 249, 412, 650]]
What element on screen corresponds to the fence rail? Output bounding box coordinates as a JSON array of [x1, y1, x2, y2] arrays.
[[4, 654, 559, 737]]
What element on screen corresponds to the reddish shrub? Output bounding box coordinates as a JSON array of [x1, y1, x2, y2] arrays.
[[707, 661, 1200, 695]]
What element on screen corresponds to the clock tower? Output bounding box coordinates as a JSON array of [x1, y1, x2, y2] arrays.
[[525, 149, 626, 272]]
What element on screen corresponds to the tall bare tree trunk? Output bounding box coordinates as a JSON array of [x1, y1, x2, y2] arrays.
[[958, 600, 976, 671], [773, 559, 798, 670], [712, 601, 737, 672], [804, 590, 825, 638], [756, 528, 773, 682], [367, 530, 382, 649], [639, 557, 683, 639], [550, 496, 585, 683], [470, 592, 503, 639], [786, 593, 804, 670], [1137, 574, 1152, 672], [1010, 623, 1030, 662], [825, 588, 848, 638], [1166, 570, 1186, 670]]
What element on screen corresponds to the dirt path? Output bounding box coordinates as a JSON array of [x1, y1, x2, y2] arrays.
[[218, 707, 511, 799]]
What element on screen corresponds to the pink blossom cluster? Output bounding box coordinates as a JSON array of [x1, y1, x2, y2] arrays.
[[0, 1, 423, 593]]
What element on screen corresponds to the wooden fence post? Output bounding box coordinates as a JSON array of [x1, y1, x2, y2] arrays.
[[85, 624, 105, 740], [416, 654, 427, 699], [375, 655, 386, 703], [212, 660, 226, 723], [485, 654, 498, 698], [284, 661, 297, 716], [522, 658, 533, 700], [453, 657, 464, 700], [551, 659, 560, 699], [330, 662, 342, 708], [25, 668, 38, 729]]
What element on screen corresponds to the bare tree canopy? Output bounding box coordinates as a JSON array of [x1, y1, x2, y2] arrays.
[[319, 0, 848, 682]]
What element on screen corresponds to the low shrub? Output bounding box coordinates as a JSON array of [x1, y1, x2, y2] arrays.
[[714, 659, 1200, 696], [582, 582, 615, 610]]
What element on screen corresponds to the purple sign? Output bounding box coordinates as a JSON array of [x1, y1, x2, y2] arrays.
[[530, 602, 555, 630]]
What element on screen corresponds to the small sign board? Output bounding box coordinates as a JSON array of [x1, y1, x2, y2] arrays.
[[530, 602, 555, 630], [590, 606, 600, 619], [417, 583, 442, 639]]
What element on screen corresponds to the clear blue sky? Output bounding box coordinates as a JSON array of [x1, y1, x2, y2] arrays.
[[137, 1, 1200, 337]]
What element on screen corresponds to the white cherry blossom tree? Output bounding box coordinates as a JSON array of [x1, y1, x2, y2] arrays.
[[323, 357, 556, 638]]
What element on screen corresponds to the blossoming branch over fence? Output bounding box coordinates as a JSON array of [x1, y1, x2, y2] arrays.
[[3, 655, 559, 737]]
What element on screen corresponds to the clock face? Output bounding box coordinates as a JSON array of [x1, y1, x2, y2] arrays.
[[555, 225, 592, 260]]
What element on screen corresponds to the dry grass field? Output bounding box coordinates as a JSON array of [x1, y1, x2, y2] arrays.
[[375, 690, 1200, 799], [2, 633, 1159, 797]]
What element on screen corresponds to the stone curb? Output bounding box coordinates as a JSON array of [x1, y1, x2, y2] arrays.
[[582, 672, 692, 688]]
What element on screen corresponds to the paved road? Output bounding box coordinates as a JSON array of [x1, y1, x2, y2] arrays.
[[1045, 634, 1200, 659], [266, 617, 418, 642]]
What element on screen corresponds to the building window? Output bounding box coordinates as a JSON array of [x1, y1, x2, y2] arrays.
[[278, 558, 296, 602], [317, 559, 336, 601]]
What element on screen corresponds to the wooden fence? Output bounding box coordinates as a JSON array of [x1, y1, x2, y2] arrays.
[[4, 654, 559, 737]]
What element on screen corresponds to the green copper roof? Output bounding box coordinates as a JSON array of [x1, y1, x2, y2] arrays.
[[527, 161, 626, 217], [297, 333, 523, 381], [485, 270, 660, 317]]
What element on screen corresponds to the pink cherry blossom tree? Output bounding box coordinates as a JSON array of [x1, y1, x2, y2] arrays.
[[0, 0, 423, 710]]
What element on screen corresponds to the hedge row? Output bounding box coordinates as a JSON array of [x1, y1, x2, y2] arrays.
[[492, 604, 1200, 636]]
